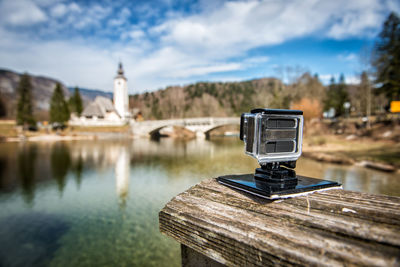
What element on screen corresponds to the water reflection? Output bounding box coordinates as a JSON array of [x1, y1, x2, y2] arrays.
[[51, 143, 71, 195], [71, 155, 83, 189], [17, 144, 37, 204], [115, 146, 130, 208], [0, 139, 399, 203], [0, 138, 399, 267]]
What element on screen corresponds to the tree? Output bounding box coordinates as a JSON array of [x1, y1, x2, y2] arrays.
[[292, 97, 323, 122], [324, 77, 336, 114], [50, 83, 70, 124], [0, 92, 6, 118], [372, 12, 400, 101], [324, 75, 349, 117], [69, 86, 83, 116], [356, 71, 372, 117], [336, 74, 350, 116], [16, 73, 35, 127]]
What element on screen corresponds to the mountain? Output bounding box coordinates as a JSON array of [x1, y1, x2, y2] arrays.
[[68, 87, 113, 102], [0, 69, 112, 120], [0, 69, 71, 119]]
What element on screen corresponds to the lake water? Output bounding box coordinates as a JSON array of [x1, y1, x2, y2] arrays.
[[0, 138, 399, 267]]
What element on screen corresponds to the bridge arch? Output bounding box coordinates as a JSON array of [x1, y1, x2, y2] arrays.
[[203, 123, 239, 136], [131, 117, 240, 138], [149, 125, 192, 139]]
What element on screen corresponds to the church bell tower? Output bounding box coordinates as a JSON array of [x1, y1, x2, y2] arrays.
[[113, 62, 129, 120]]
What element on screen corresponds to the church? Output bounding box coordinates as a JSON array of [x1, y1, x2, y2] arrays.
[[69, 63, 131, 126]]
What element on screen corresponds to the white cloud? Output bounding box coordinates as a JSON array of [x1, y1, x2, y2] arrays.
[[150, 0, 399, 63], [346, 75, 360, 84], [338, 53, 357, 62], [244, 56, 269, 65], [170, 63, 243, 78], [108, 7, 131, 27], [319, 74, 360, 85], [50, 3, 67, 18], [0, 0, 399, 92], [319, 74, 335, 84], [326, 0, 386, 39], [0, 0, 47, 26], [50, 2, 81, 18]]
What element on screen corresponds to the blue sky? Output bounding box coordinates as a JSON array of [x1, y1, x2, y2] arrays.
[[0, 0, 399, 93]]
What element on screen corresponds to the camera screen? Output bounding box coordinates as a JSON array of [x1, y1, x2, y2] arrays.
[[261, 118, 298, 154]]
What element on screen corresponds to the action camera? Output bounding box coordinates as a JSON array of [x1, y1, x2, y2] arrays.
[[240, 108, 303, 164], [218, 108, 341, 199]]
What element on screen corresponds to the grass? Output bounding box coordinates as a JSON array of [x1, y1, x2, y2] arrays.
[[0, 120, 17, 137], [0, 120, 131, 138], [67, 125, 131, 133]]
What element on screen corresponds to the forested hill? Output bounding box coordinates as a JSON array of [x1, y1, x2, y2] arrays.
[[0, 69, 71, 119], [129, 73, 327, 120], [0, 69, 112, 120]]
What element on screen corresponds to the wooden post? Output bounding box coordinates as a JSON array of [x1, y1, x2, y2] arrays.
[[159, 178, 400, 266]]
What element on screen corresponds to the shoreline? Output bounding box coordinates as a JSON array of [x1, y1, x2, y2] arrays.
[[2, 132, 133, 142], [302, 151, 398, 173], [1, 132, 398, 173]]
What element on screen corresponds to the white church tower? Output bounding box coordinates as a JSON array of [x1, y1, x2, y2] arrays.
[[113, 62, 130, 120]]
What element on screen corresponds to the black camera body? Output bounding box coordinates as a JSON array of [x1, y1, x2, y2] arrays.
[[217, 108, 341, 199]]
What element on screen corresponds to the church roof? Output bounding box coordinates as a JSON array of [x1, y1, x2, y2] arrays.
[[95, 96, 114, 112], [81, 96, 119, 118], [82, 102, 104, 117]]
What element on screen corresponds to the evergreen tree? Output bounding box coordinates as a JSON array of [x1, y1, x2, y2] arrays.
[[335, 74, 350, 116], [69, 86, 83, 116], [324, 77, 336, 113], [0, 92, 6, 118], [50, 83, 70, 124], [373, 12, 400, 100], [357, 71, 372, 116], [16, 73, 35, 126], [324, 75, 349, 117]]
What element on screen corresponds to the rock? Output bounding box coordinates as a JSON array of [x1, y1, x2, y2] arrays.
[[358, 161, 396, 172], [302, 152, 354, 165], [382, 131, 392, 138], [346, 134, 357, 140]]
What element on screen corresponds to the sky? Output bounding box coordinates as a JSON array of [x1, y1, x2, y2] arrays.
[[0, 0, 399, 94]]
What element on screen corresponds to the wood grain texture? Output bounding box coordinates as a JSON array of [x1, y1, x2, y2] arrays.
[[159, 178, 400, 267]]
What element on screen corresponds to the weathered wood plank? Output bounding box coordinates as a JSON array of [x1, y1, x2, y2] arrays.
[[159, 178, 400, 267]]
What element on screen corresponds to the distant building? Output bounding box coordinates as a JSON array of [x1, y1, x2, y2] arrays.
[[69, 63, 131, 126]]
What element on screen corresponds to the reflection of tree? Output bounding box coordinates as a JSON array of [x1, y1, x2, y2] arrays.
[[0, 157, 6, 190], [17, 144, 38, 204], [71, 155, 83, 189], [51, 143, 71, 194]]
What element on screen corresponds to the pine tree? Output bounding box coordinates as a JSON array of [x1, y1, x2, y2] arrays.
[[324, 77, 336, 113], [335, 74, 350, 117], [324, 75, 349, 117], [357, 71, 372, 116], [69, 86, 83, 116], [373, 12, 400, 100], [16, 73, 35, 127], [50, 83, 70, 124], [0, 92, 6, 118]]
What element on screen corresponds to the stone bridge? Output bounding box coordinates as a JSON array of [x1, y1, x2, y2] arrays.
[[131, 117, 240, 138]]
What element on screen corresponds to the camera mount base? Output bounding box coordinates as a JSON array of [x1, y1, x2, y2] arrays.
[[217, 174, 341, 200]]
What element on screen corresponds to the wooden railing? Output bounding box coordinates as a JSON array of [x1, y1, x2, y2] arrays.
[[159, 178, 400, 266]]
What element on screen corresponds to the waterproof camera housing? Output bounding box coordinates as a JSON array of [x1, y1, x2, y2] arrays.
[[217, 108, 341, 200], [240, 109, 303, 165]]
